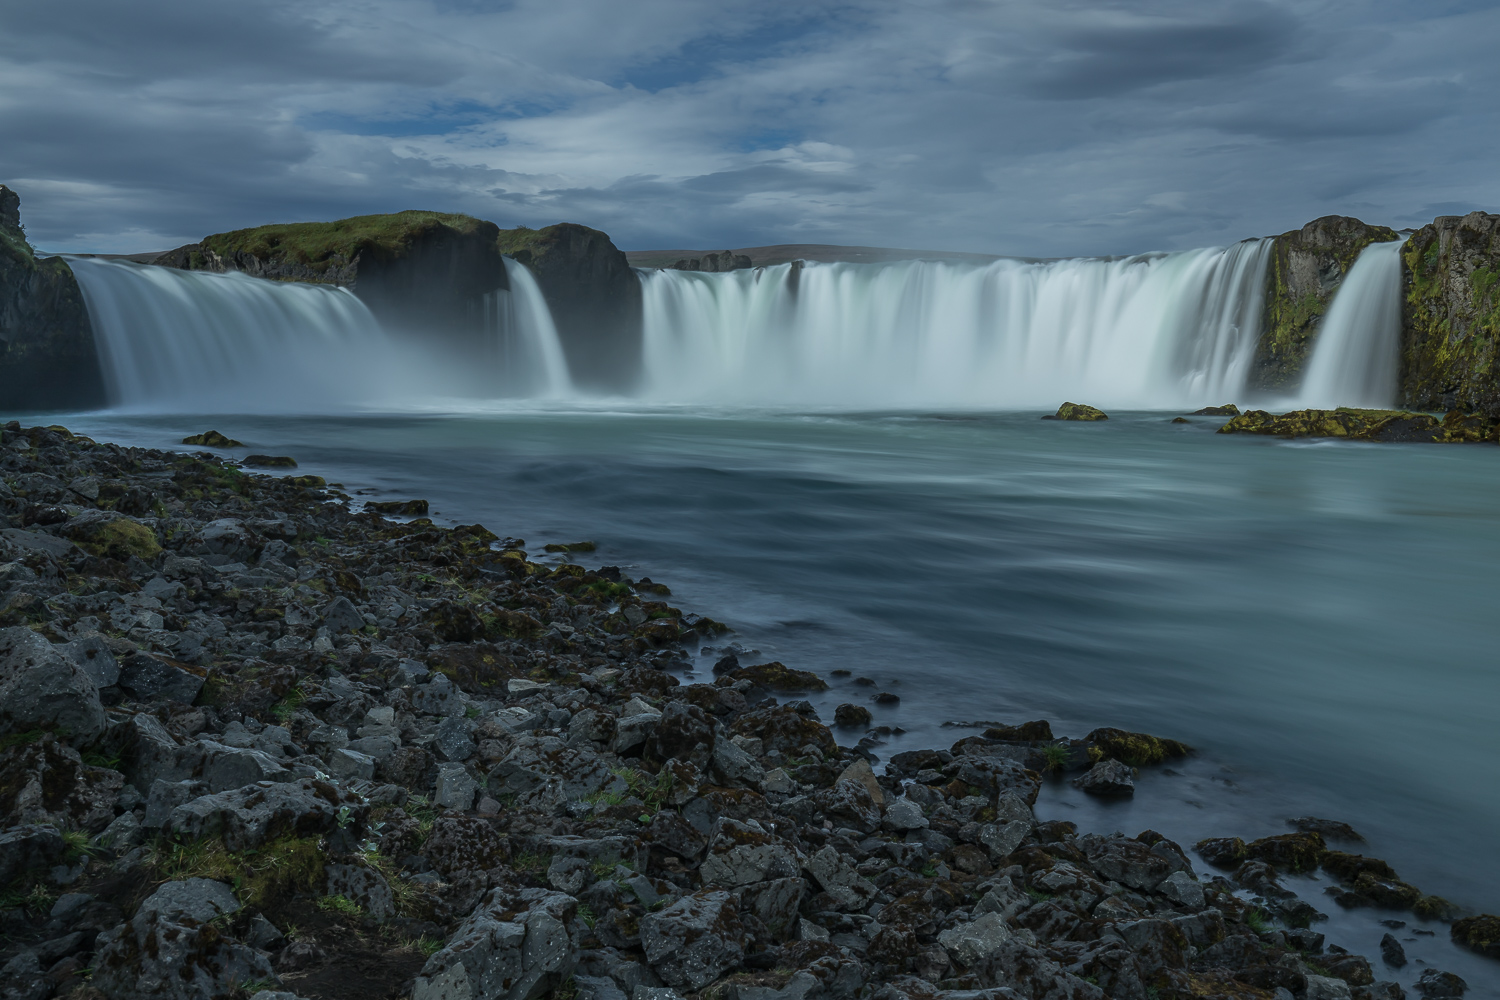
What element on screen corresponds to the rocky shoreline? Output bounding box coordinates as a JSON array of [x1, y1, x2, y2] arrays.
[[0, 422, 1494, 1000]]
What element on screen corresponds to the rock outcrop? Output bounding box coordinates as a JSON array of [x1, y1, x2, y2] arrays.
[[667, 251, 752, 273], [497, 224, 643, 392], [0, 186, 104, 410], [1399, 211, 1500, 413], [154, 211, 509, 344], [1251, 215, 1401, 391]]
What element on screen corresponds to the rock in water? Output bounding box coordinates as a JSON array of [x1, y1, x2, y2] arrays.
[[181, 430, 243, 447], [1073, 758, 1135, 796], [1043, 401, 1109, 420]]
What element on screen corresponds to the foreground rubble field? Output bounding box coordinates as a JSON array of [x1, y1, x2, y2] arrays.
[[0, 421, 1491, 1000]]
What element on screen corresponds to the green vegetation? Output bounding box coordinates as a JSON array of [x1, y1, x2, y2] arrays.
[[1244, 908, 1271, 934], [152, 835, 325, 907], [1040, 744, 1070, 772], [317, 894, 364, 917], [201, 211, 493, 277]]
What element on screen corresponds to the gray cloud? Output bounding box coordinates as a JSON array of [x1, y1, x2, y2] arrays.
[[1, 0, 1498, 258]]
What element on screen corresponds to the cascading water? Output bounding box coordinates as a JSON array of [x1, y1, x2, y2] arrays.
[[637, 240, 1274, 409], [68, 256, 569, 411], [486, 258, 571, 397], [1298, 239, 1407, 409]]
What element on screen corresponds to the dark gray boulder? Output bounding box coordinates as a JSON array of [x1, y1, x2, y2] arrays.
[[0, 626, 105, 739]]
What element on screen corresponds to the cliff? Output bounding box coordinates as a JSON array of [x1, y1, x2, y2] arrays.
[[497, 223, 642, 391], [155, 211, 508, 338], [1399, 212, 1500, 413], [1250, 215, 1400, 391], [0, 186, 104, 410]]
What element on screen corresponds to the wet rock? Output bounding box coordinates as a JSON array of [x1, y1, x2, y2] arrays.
[[1378, 932, 1406, 967], [1246, 830, 1325, 871], [168, 777, 365, 850], [1289, 816, 1363, 841], [1084, 727, 1190, 765], [1414, 970, 1468, 998], [1195, 836, 1248, 868], [1079, 834, 1188, 891], [1044, 402, 1109, 421], [640, 890, 746, 991], [182, 431, 243, 447], [0, 626, 105, 739], [1073, 759, 1134, 796], [412, 887, 578, 1000], [1450, 913, 1500, 958], [93, 878, 275, 1000], [1191, 404, 1240, 416], [833, 704, 872, 728]]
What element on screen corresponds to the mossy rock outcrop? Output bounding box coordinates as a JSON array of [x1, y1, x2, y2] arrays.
[[0, 186, 104, 410], [1043, 402, 1108, 421], [1399, 211, 1500, 414], [155, 210, 508, 344], [497, 223, 643, 392], [1251, 215, 1400, 391], [1218, 406, 1499, 443], [1085, 727, 1190, 765]]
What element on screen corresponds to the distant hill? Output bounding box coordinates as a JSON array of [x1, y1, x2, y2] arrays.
[[625, 243, 1007, 269]]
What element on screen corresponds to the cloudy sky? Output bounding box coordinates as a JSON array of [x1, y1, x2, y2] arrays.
[[3, 0, 1497, 257]]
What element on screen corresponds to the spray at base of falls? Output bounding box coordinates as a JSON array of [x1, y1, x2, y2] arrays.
[[638, 240, 1274, 409], [67, 256, 569, 412], [1297, 239, 1408, 410]]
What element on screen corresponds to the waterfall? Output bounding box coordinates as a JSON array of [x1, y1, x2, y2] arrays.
[[1298, 239, 1407, 409], [637, 239, 1274, 409], [488, 258, 572, 397], [68, 256, 570, 411]]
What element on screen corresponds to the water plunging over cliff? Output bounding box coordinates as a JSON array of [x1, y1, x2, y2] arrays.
[[68, 257, 568, 411], [1298, 239, 1407, 409], [637, 240, 1274, 409]]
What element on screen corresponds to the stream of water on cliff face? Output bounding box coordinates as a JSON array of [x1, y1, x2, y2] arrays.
[[1298, 239, 1408, 409], [47, 406, 1500, 994]]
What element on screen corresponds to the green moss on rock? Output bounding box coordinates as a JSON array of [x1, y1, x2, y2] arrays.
[[1399, 212, 1500, 414], [1451, 914, 1500, 958], [1085, 727, 1191, 766], [1218, 406, 1499, 442], [1251, 216, 1400, 390], [1044, 402, 1108, 421]]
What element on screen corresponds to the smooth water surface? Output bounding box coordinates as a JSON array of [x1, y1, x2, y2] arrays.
[[50, 406, 1500, 991]]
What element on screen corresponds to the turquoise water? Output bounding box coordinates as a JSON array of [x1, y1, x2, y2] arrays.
[[46, 405, 1500, 990]]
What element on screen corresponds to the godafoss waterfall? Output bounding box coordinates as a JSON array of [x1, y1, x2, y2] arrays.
[[8, 200, 1500, 996]]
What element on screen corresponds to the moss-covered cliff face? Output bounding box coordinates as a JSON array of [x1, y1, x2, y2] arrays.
[[1250, 215, 1400, 391], [156, 211, 508, 338], [498, 223, 643, 392], [0, 186, 104, 411], [1399, 212, 1500, 414]]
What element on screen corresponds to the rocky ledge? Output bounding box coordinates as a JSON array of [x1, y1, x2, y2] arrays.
[[0, 422, 1490, 1000], [1216, 408, 1500, 443]]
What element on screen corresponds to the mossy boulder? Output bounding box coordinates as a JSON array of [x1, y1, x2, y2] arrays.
[[242, 454, 297, 468], [1400, 211, 1500, 414], [0, 186, 104, 409], [1451, 914, 1500, 958], [1191, 404, 1240, 416], [1044, 402, 1108, 421], [1245, 831, 1325, 872], [727, 662, 828, 692], [981, 720, 1055, 742], [367, 499, 429, 517], [1219, 406, 1500, 442], [61, 511, 161, 562], [1194, 836, 1248, 868], [1251, 215, 1400, 390], [497, 223, 643, 391], [182, 431, 242, 447], [1085, 727, 1191, 766]]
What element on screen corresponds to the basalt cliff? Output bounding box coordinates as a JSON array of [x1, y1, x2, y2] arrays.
[[0, 187, 103, 410]]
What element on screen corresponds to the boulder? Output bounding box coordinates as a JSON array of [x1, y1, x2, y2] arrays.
[[0, 824, 67, 884], [937, 911, 1012, 966], [60, 634, 119, 688], [0, 741, 122, 831], [435, 762, 479, 810], [0, 627, 105, 739], [423, 815, 510, 874], [412, 887, 578, 1000], [1156, 870, 1205, 910], [1073, 759, 1134, 797], [326, 863, 395, 920], [1079, 835, 1189, 891], [1044, 402, 1108, 421], [322, 596, 366, 635], [739, 876, 806, 941], [92, 878, 275, 1000], [639, 890, 746, 991], [60, 509, 161, 561], [809, 778, 881, 834], [698, 819, 801, 887], [804, 845, 877, 911], [118, 651, 206, 705], [168, 777, 366, 850]]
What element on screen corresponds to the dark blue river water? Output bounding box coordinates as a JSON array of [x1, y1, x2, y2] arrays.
[[47, 405, 1500, 992]]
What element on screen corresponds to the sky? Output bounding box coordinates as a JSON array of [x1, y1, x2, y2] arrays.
[[2, 0, 1498, 257]]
